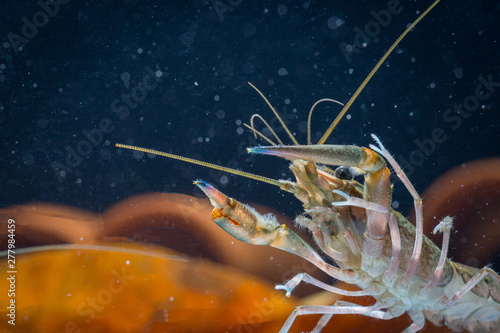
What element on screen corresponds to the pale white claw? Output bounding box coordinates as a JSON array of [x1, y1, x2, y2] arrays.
[[275, 284, 293, 298]]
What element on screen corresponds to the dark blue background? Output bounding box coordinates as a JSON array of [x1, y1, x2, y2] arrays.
[[1, 1, 498, 266]]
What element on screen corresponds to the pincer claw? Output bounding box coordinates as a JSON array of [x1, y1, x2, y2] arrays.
[[194, 180, 229, 209], [275, 273, 305, 298], [275, 284, 293, 298], [195, 180, 281, 245]]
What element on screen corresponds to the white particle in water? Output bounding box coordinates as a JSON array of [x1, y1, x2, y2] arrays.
[[327, 16, 345, 30], [133, 151, 144, 159], [278, 67, 288, 76], [23, 154, 34, 165], [216, 109, 225, 119], [120, 72, 130, 82], [453, 67, 463, 79], [277, 4, 287, 16], [214, 95, 220, 101]]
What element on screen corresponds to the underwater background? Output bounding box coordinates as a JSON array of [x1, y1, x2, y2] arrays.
[[0, 1, 499, 332]]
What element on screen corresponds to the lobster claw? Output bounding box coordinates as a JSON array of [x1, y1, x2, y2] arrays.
[[194, 180, 281, 245], [195, 180, 360, 282], [248, 145, 385, 172]]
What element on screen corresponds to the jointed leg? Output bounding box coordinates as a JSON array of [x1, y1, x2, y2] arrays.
[[295, 214, 349, 262], [312, 300, 387, 333], [275, 272, 384, 298], [311, 313, 333, 333], [420, 216, 453, 297], [443, 267, 500, 307], [328, 189, 402, 283], [383, 213, 402, 283], [331, 189, 389, 213], [403, 309, 426, 333], [278, 303, 393, 333], [370, 134, 423, 294], [304, 206, 363, 258]]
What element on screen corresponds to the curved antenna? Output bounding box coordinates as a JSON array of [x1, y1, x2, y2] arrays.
[[115, 143, 282, 188], [243, 123, 277, 146], [250, 114, 283, 145], [307, 98, 344, 145], [247, 82, 299, 146], [317, 0, 441, 145]]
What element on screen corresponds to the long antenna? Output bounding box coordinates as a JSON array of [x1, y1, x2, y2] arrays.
[[317, 0, 441, 145], [307, 98, 344, 145], [115, 143, 282, 187], [247, 82, 299, 145]]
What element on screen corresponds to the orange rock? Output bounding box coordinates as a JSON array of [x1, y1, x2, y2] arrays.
[[0, 243, 297, 333]]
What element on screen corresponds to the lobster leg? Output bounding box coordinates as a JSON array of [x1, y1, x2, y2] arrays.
[[383, 213, 402, 283], [194, 180, 359, 282], [444, 267, 500, 307], [296, 214, 350, 262], [249, 143, 392, 277], [404, 309, 426, 333], [275, 272, 384, 297], [278, 303, 394, 333], [369, 134, 424, 294], [420, 216, 453, 297]]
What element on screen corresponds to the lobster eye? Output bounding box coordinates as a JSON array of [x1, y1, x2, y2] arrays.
[[334, 166, 354, 180]]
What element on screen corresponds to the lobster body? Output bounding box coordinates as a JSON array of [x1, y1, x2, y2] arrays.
[[195, 141, 500, 332]]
